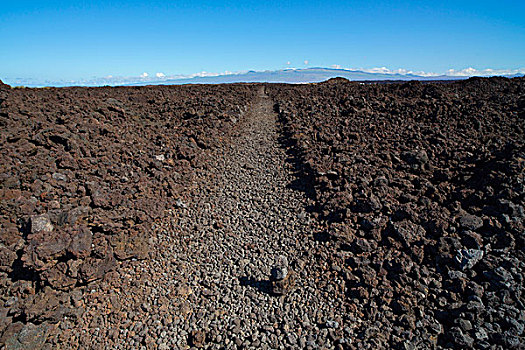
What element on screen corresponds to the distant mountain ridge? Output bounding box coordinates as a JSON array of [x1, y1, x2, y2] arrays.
[[130, 67, 464, 86], [3, 68, 524, 87], [130, 67, 524, 86]]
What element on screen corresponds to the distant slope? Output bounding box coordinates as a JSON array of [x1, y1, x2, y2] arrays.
[[5, 68, 523, 87], [131, 68, 463, 86]]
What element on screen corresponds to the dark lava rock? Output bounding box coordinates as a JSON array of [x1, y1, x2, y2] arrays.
[[448, 326, 474, 347], [390, 220, 426, 246], [455, 248, 484, 270], [2, 76, 524, 348], [0, 245, 17, 272], [402, 149, 429, 168], [271, 265, 289, 280], [1, 322, 50, 350], [110, 231, 150, 260], [459, 214, 484, 231], [267, 76, 525, 347], [270, 255, 295, 295], [0, 79, 10, 104], [0, 83, 257, 333], [271, 270, 296, 296]]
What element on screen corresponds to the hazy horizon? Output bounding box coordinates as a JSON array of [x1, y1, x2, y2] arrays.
[[3, 66, 525, 88]]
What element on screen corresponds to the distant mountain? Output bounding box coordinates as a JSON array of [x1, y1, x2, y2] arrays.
[[4, 68, 523, 87], [131, 68, 463, 86]]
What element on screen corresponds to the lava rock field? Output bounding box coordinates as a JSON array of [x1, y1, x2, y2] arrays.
[[268, 77, 524, 348], [0, 77, 524, 349]]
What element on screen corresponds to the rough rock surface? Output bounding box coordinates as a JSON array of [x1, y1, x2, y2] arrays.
[[1, 77, 524, 349], [268, 77, 525, 348], [47, 87, 348, 349], [0, 83, 256, 346]]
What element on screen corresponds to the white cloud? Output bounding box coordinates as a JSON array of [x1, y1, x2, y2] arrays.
[[358, 67, 440, 77], [18, 66, 523, 87], [340, 66, 525, 77], [362, 66, 390, 74], [192, 71, 219, 78], [443, 67, 525, 76]]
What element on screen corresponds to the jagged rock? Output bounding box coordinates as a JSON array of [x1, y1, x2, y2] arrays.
[[270, 255, 294, 295], [402, 149, 429, 168], [461, 230, 483, 249], [78, 255, 116, 283], [459, 214, 484, 231], [41, 262, 78, 290], [455, 249, 484, 270], [1, 322, 50, 350], [0, 83, 257, 338], [21, 286, 81, 323], [268, 77, 525, 347], [67, 225, 93, 259], [22, 230, 71, 271], [110, 230, 149, 260], [0, 79, 9, 105], [448, 326, 474, 347], [0, 73, 524, 348], [390, 220, 426, 247], [176, 198, 187, 208], [326, 320, 340, 328], [30, 214, 54, 233], [271, 255, 289, 281], [271, 270, 296, 295], [271, 265, 288, 280], [0, 244, 17, 272]]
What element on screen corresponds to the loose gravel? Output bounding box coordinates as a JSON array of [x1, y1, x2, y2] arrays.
[[56, 87, 352, 349]]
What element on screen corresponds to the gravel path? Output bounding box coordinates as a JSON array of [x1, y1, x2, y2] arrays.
[[59, 87, 353, 349]]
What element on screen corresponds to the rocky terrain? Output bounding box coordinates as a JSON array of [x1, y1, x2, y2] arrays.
[[0, 82, 256, 348], [268, 77, 525, 348], [0, 77, 523, 349]]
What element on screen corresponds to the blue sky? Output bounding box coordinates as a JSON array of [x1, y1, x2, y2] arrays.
[[1, 0, 524, 83]]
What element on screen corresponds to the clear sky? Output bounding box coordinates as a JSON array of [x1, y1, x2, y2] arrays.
[[1, 0, 524, 82]]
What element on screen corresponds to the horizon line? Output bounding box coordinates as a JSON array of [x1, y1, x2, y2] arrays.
[[3, 66, 525, 88]]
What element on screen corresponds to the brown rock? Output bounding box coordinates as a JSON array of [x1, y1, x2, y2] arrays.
[[67, 225, 93, 259], [78, 255, 116, 283], [30, 214, 54, 233], [390, 220, 426, 247], [22, 229, 71, 271], [22, 287, 80, 323], [1, 322, 50, 350], [41, 262, 77, 290], [459, 214, 483, 231], [110, 230, 150, 260], [190, 329, 206, 348], [271, 270, 296, 295], [0, 245, 17, 272]]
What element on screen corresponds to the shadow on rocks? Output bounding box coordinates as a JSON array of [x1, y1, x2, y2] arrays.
[[239, 276, 273, 295], [275, 104, 317, 209]]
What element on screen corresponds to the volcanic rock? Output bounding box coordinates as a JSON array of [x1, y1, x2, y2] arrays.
[[455, 248, 484, 270], [459, 214, 484, 231], [30, 214, 54, 233]]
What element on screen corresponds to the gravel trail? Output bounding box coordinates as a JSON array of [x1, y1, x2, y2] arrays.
[[62, 87, 352, 349]]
